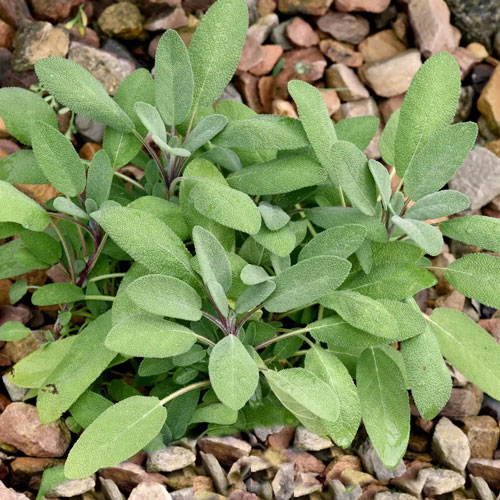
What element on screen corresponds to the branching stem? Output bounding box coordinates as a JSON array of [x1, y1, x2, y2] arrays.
[[159, 380, 211, 406]]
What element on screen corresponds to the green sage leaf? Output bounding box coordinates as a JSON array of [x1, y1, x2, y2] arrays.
[[32, 283, 84, 306], [391, 216, 443, 256]]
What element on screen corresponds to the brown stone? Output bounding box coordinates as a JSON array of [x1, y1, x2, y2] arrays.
[[453, 47, 477, 79], [193, 475, 214, 493], [334, 96, 379, 122], [250, 44, 283, 76], [439, 384, 483, 419], [98, 2, 144, 40], [434, 290, 466, 311], [267, 426, 295, 449], [326, 63, 369, 101], [257, 75, 274, 113], [466, 42, 489, 62], [335, 0, 390, 13], [408, 0, 458, 58], [79, 142, 102, 161], [393, 12, 408, 44], [0, 403, 70, 457], [0, 20, 15, 50], [359, 483, 388, 500], [272, 99, 298, 118], [359, 49, 422, 98], [198, 436, 252, 467], [320, 89, 341, 115], [238, 36, 264, 72], [479, 318, 500, 344], [358, 30, 406, 63], [145, 7, 189, 31], [10, 457, 64, 488], [258, 0, 276, 16], [0, 0, 32, 29], [463, 416, 500, 459], [467, 459, 500, 489], [282, 449, 325, 474], [29, 0, 84, 23], [236, 72, 263, 113], [1, 330, 45, 363], [0, 279, 12, 305], [14, 184, 58, 206], [247, 13, 279, 44], [390, 460, 431, 497], [341, 469, 376, 487], [273, 47, 326, 99], [478, 65, 500, 134], [408, 431, 428, 453], [485, 140, 500, 160], [0, 480, 30, 500], [68, 25, 100, 49], [278, 0, 333, 16], [325, 455, 362, 482], [320, 39, 363, 67], [0, 304, 32, 327], [317, 12, 370, 45], [379, 94, 404, 123], [0, 138, 20, 155], [286, 17, 319, 47], [99, 461, 168, 493]]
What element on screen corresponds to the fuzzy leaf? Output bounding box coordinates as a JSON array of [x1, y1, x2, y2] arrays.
[[330, 141, 376, 216], [240, 264, 270, 285], [0, 322, 30, 341], [203, 146, 242, 172], [35, 57, 134, 132], [288, 80, 336, 169], [305, 345, 360, 448], [378, 109, 399, 166], [236, 280, 276, 313], [31, 120, 86, 197], [378, 299, 426, 341], [191, 403, 238, 425], [0, 181, 50, 231], [252, 224, 296, 257], [0, 150, 48, 184], [404, 191, 470, 220], [258, 202, 290, 231], [86, 149, 113, 208], [32, 283, 84, 305], [320, 291, 398, 339], [70, 391, 113, 428], [391, 216, 443, 256], [404, 123, 478, 200], [155, 29, 194, 125], [126, 274, 202, 321], [189, 181, 261, 234], [0, 87, 58, 145], [37, 312, 115, 423], [335, 116, 379, 152], [53, 197, 88, 219], [206, 279, 229, 317], [105, 314, 196, 358], [65, 396, 166, 479], [394, 52, 460, 177], [444, 254, 500, 309], [265, 256, 351, 313], [401, 325, 451, 420], [103, 128, 142, 169], [209, 335, 259, 410], [188, 0, 248, 109], [19, 230, 61, 266], [134, 102, 166, 143], [357, 346, 410, 468], [193, 226, 232, 292], [368, 159, 391, 209], [228, 154, 326, 195], [439, 215, 500, 253], [183, 114, 228, 152]]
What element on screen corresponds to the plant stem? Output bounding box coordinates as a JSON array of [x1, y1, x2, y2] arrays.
[[76, 224, 88, 259], [113, 171, 147, 192], [159, 380, 210, 406], [194, 333, 216, 348], [77, 234, 108, 287], [339, 186, 346, 207], [48, 212, 95, 237], [88, 273, 126, 283], [132, 130, 168, 191], [51, 221, 75, 283], [201, 311, 227, 333], [235, 304, 264, 335], [295, 203, 317, 237], [83, 295, 116, 302], [255, 327, 310, 350]]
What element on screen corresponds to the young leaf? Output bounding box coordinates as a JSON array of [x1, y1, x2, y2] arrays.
[[429, 308, 500, 400], [227, 154, 326, 195], [320, 291, 398, 339], [53, 198, 88, 219], [252, 224, 296, 257], [329, 141, 377, 216], [32, 283, 84, 306], [31, 121, 86, 197], [378, 109, 399, 166], [0, 181, 50, 231], [9, 279, 28, 304], [65, 396, 166, 479], [183, 114, 228, 153], [35, 57, 134, 132], [126, 274, 202, 321], [404, 123, 478, 200], [401, 325, 451, 420], [439, 215, 500, 253], [444, 254, 500, 309], [206, 279, 229, 317], [391, 216, 443, 256], [378, 299, 426, 341], [394, 52, 460, 177], [258, 202, 290, 231], [0, 322, 30, 341], [368, 159, 391, 209], [214, 115, 308, 150], [335, 116, 379, 152], [155, 29, 194, 126], [37, 312, 115, 424], [188, 0, 248, 110], [305, 345, 361, 448], [134, 102, 167, 143], [86, 149, 113, 208], [236, 280, 276, 313], [92, 207, 195, 284], [189, 181, 261, 235], [288, 80, 337, 169], [404, 191, 470, 220], [356, 346, 410, 468], [203, 146, 242, 172], [0, 87, 58, 145], [105, 314, 196, 358], [264, 256, 351, 312], [103, 128, 142, 169], [209, 335, 259, 410], [193, 226, 232, 292], [240, 264, 270, 285]]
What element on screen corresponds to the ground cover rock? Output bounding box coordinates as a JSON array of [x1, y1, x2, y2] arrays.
[[419, 468, 465, 496], [431, 417, 471, 472], [356, 438, 405, 481], [317, 12, 370, 44], [470, 475, 496, 500], [248, 13, 279, 44], [0, 481, 30, 500], [467, 459, 500, 489], [47, 475, 96, 497], [98, 2, 144, 40], [145, 7, 189, 31], [478, 66, 500, 134], [272, 462, 294, 500], [30, 0, 84, 23], [463, 416, 500, 459], [326, 63, 369, 101], [293, 427, 332, 451], [129, 482, 172, 500], [147, 446, 196, 472], [320, 39, 363, 67], [286, 17, 319, 47], [198, 437, 251, 466], [359, 30, 406, 63], [278, 0, 333, 16], [335, 0, 390, 13], [249, 44, 283, 75]]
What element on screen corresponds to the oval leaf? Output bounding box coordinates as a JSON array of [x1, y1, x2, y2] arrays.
[[391, 216, 443, 256], [32, 283, 84, 306]]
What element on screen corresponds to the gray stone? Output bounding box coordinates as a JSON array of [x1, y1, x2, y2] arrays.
[[471, 475, 496, 500], [294, 427, 332, 451], [75, 115, 106, 144], [200, 451, 228, 495], [431, 417, 471, 472], [170, 489, 194, 500], [247, 477, 273, 499], [47, 475, 96, 497], [217, 83, 243, 104], [68, 42, 135, 95], [454, 86, 475, 123], [129, 482, 172, 500], [328, 479, 362, 500], [445, 0, 500, 49], [449, 147, 500, 212], [356, 438, 406, 481], [146, 446, 196, 472], [270, 21, 293, 50], [272, 462, 294, 500], [248, 13, 279, 44], [2, 374, 28, 402], [419, 468, 465, 496], [254, 425, 283, 442], [100, 477, 124, 500], [294, 472, 322, 496], [375, 493, 418, 500], [228, 455, 271, 484]]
